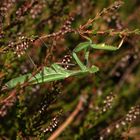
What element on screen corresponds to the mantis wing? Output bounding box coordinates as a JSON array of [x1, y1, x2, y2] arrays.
[[5, 63, 99, 89]]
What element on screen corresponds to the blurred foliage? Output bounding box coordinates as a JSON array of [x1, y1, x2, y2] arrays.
[[0, 0, 140, 140]]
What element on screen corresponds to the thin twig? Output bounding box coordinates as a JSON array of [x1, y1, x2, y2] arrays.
[[48, 97, 84, 140]]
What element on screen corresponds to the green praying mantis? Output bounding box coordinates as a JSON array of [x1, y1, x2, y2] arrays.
[[5, 37, 122, 89]]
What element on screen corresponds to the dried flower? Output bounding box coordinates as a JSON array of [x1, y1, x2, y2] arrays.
[[15, 0, 38, 19], [100, 92, 115, 114], [61, 55, 72, 69], [43, 116, 59, 133], [30, 1, 46, 19], [41, 14, 75, 40], [8, 36, 34, 57], [0, 0, 17, 17], [125, 105, 140, 123]]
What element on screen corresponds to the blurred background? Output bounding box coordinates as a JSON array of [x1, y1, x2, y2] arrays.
[[0, 0, 140, 139]]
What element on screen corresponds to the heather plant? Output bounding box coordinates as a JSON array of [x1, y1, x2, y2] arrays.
[[0, 0, 140, 140]]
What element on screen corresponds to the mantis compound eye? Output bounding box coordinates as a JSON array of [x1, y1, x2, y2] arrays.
[[61, 55, 72, 69]]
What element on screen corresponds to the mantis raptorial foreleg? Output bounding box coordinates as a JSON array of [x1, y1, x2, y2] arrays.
[[72, 39, 91, 71], [84, 49, 90, 66], [72, 37, 123, 72]]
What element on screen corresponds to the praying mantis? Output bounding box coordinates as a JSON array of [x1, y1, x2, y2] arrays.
[[5, 37, 121, 89]]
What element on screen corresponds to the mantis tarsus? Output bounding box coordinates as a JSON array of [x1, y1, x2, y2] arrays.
[[5, 38, 121, 89]]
